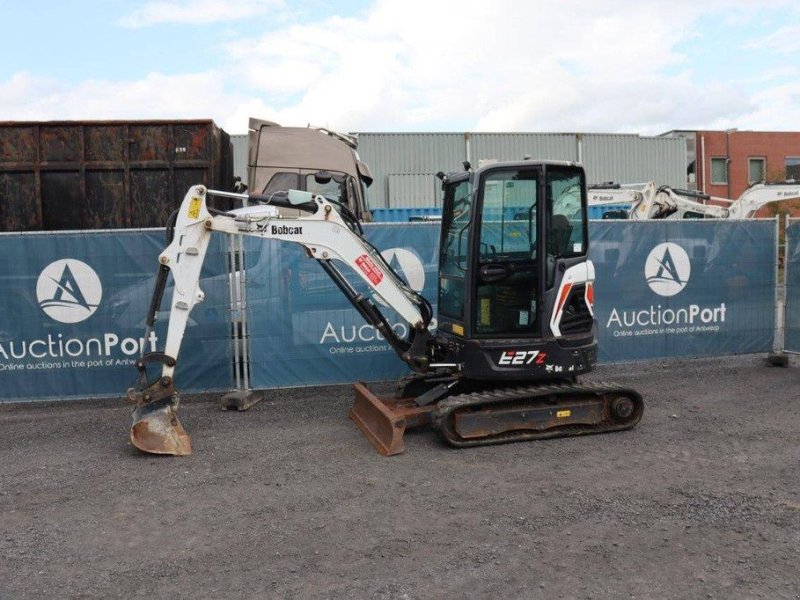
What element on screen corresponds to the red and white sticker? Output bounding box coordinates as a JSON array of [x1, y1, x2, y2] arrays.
[[355, 254, 384, 285]]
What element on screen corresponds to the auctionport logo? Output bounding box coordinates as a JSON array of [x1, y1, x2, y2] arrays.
[[36, 259, 102, 324], [644, 243, 690, 297], [374, 247, 425, 306], [321, 247, 432, 348]]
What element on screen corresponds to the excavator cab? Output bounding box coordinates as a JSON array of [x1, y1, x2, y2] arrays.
[[350, 161, 641, 455], [434, 161, 597, 381]]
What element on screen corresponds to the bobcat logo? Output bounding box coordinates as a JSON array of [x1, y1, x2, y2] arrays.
[[644, 243, 691, 297], [36, 259, 103, 323]]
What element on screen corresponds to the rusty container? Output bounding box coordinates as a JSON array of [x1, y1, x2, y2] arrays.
[[0, 120, 234, 231]]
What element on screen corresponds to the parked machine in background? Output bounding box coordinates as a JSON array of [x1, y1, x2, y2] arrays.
[[587, 181, 657, 218], [126, 160, 643, 456], [628, 181, 800, 220], [584, 179, 800, 220], [246, 118, 374, 221]]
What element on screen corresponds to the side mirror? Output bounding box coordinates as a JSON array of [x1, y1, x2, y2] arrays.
[[314, 171, 333, 184]]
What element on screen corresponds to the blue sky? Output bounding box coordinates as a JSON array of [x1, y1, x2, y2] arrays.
[[1, 0, 798, 134]]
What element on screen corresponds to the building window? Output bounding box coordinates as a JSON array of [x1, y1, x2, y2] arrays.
[[786, 157, 800, 182], [748, 158, 766, 185], [710, 157, 728, 185]]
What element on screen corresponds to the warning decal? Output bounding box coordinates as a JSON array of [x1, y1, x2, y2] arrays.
[[355, 254, 384, 285], [188, 197, 202, 219]]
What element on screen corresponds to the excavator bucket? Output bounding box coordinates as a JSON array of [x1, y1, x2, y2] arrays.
[[130, 399, 192, 456], [127, 376, 192, 456], [349, 382, 433, 456]]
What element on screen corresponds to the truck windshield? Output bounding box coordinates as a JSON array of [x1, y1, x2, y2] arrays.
[[306, 173, 347, 203]]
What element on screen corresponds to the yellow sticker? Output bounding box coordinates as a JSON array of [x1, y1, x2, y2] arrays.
[[188, 197, 202, 219], [480, 298, 491, 326], [452, 323, 464, 336], [556, 410, 572, 418]]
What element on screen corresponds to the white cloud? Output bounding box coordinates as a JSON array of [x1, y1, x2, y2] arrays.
[[2, 0, 799, 136], [0, 71, 271, 132], [737, 82, 800, 131], [217, 0, 755, 134], [745, 25, 800, 55], [118, 0, 282, 28]]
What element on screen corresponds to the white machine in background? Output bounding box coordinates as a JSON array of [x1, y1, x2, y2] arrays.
[[628, 181, 800, 220]]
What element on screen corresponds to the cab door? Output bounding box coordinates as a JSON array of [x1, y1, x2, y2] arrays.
[[437, 177, 473, 336], [471, 166, 542, 338]]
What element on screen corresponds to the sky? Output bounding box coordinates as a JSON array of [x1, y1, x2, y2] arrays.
[[1, 0, 798, 135]]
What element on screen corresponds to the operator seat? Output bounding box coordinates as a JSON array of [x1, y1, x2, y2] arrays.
[[549, 214, 573, 256]]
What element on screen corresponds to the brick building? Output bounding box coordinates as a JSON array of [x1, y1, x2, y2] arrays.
[[662, 129, 800, 198]]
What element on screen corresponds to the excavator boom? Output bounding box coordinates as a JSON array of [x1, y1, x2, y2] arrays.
[[127, 185, 433, 455]]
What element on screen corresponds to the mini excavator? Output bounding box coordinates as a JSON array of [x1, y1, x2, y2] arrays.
[[126, 160, 643, 456]]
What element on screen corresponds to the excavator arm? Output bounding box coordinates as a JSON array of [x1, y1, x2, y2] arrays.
[[627, 185, 727, 220], [628, 181, 800, 221], [127, 185, 433, 455], [727, 182, 800, 218]]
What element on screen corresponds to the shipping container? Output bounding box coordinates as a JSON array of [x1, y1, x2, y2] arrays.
[[370, 207, 443, 222], [0, 120, 234, 231]]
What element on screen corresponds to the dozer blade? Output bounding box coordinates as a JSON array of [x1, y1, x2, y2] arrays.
[[130, 398, 192, 456], [349, 382, 433, 456]]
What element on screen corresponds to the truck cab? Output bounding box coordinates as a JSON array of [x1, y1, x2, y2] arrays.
[[247, 118, 374, 221]]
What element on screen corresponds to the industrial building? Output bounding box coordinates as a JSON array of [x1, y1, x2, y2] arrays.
[[4, 121, 798, 230], [232, 131, 686, 209], [661, 129, 800, 199]]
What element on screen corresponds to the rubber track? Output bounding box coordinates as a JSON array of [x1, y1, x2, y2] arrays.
[[432, 381, 644, 448]]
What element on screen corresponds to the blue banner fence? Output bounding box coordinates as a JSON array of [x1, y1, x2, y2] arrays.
[[783, 218, 800, 352], [0, 218, 783, 401], [0, 230, 233, 402], [590, 219, 778, 363]]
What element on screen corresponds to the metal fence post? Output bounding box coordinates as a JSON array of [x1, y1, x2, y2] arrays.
[[227, 234, 242, 391], [219, 234, 264, 410], [768, 216, 790, 365], [783, 217, 797, 356], [237, 234, 251, 392]]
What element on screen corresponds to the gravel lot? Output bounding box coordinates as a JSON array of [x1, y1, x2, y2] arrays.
[[1, 354, 799, 599]]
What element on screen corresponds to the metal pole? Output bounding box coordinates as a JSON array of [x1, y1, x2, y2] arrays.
[[783, 217, 796, 355], [227, 235, 242, 390], [208, 188, 249, 201], [773, 215, 783, 353], [238, 234, 251, 390], [700, 135, 706, 194]]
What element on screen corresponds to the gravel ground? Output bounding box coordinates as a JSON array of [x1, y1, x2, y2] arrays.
[[1, 354, 799, 599]]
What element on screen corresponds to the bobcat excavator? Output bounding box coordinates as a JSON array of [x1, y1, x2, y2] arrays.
[[126, 160, 643, 456], [628, 181, 800, 220], [586, 179, 800, 220]]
